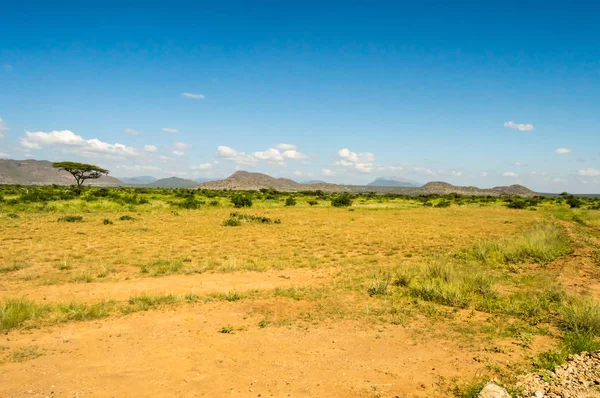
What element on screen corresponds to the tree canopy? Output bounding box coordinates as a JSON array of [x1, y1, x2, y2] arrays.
[[52, 161, 109, 187]]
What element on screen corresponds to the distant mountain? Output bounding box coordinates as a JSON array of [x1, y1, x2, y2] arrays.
[[198, 171, 537, 197], [144, 177, 198, 188], [197, 171, 342, 192], [0, 159, 123, 186], [121, 176, 157, 184], [368, 177, 422, 187], [302, 180, 327, 184], [194, 177, 218, 183], [421, 181, 536, 197]]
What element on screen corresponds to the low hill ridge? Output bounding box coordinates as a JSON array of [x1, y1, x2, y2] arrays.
[[0, 159, 123, 186], [198, 171, 537, 196]]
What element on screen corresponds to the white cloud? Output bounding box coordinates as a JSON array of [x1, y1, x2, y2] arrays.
[[334, 148, 375, 173], [181, 92, 205, 100], [480, 172, 488, 177], [414, 167, 435, 176], [0, 132, 4, 140], [216, 145, 257, 165], [578, 168, 600, 177], [20, 130, 138, 158], [277, 143, 297, 151], [0, 118, 9, 133], [173, 142, 191, 150], [161, 127, 178, 133], [282, 150, 307, 160], [172, 150, 185, 156], [123, 128, 140, 136], [338, 148, 374, 163], [503, 172, 518, 177], [159, 155, 170, 161], [293, 171, 303, 176], [0, 151, 9, 158], [515, 162, 521, 166], [439, 170, 463, 177], [322, 168, 335, 176], [253, 148, 285, 163], [504, 121, 535, 131], [143, 145, 157, 152], [191, 163, 212, 170], [217, 145, 307, 166], [555, 148, 572, 155]]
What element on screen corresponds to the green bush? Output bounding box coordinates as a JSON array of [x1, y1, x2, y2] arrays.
[[231, 194, 253, 208], [285, 197, 297, 207], [435, 200, 451, 208], [307, 200, 318, 206], [103, 218, 113, 225], [331, 194, 353, 208]]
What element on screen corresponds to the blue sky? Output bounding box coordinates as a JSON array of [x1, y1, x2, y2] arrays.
[[0, 1, 599, 192]]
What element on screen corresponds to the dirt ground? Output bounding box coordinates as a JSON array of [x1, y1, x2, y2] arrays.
[[1, 206, 599, 397]]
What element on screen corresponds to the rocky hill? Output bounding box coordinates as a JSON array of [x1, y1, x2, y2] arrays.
[[0, 159, 123, 186], [198, 171, 537, 196], [421, 181, 536, 197], [198, 171, 344, 192]]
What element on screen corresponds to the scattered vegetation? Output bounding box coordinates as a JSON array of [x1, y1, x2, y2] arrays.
[[57, 215, 84, 222]]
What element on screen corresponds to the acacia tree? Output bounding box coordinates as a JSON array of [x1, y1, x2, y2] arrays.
[[52, 161, 109, 189]]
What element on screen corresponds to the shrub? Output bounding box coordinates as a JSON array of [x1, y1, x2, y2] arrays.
[[506, 199, 528, 209], [178, 197, 203, 209], [119, 215, 135, 221], [435, 200, 451, 208], [231, 194, 253, 208], [6, 213, 19, 219], [308, 200, 318, 206], [559, 300, 600, 335], [223, 218, 241, 227], [331, 194, 353, 208], [285, 197, 297, 207], [103, 218, 113, 225], [209, 200, 219, 206], [367, 273, 391, 296], [57, 215, 83, 223]]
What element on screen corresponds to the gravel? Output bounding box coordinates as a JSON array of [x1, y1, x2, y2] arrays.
[[514, 351, 600, 398]]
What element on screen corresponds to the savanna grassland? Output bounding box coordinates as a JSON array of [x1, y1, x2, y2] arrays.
[[1, 186, 600, 397]]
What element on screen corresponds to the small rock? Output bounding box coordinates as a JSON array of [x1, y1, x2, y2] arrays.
[[533, 392, 544, 398], [478, 383, 511, 398]]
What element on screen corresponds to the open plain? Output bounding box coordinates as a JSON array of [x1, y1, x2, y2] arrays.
[[1, 187, 600, 397]]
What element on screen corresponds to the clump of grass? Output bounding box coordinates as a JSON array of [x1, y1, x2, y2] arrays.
[[139, 259, 184, 276], [393, 267, 414, 287], [466, 222, 571, 265], [57, 215, 83, 223], [71, 272, 94, 283], [0, 299, 48, 332], [220, 325, 234, 334], [124, 294, 179, 313], [103, 218, 113, 225], [409, 279, 471, 308], [258, 318, 271, 328], [367, 272, 391, 296], [0, 262, 29, 274], [119, 215, 136, 221], [6, 213, 19, 219], [559, 299, 600, 335], [7, 346, 45, 362], [223, 217, 241, 227]]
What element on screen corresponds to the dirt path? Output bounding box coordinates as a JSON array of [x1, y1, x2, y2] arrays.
[[0, 269, 334, 303], [0, 300, 500, 398]]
